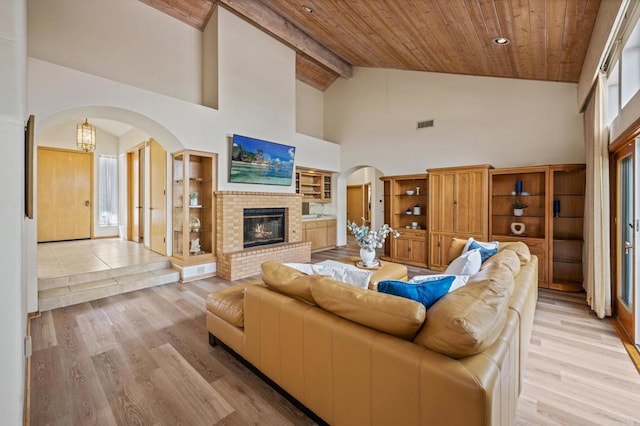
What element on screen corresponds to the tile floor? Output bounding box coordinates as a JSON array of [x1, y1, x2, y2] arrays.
[[37, 238, 167, 278]]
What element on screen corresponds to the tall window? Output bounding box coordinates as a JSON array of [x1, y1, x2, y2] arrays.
[[606, 4, 640, 123], [621, 19, 640, 107], [98, 155, 118, 226]]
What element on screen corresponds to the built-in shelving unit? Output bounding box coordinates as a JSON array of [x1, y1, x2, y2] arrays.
[[489, 164, 585, 290], [380, 174, 428, 267], [296, 167, 332, 203], [550, 166, 585, 292], [489, 166, 549, 286], [171, 150, 217, 267]]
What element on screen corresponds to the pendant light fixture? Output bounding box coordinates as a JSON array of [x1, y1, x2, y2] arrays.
[[76, 119, 96, 152]]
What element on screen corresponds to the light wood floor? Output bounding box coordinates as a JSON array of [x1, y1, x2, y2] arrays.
[[29, 244, 640, 425]]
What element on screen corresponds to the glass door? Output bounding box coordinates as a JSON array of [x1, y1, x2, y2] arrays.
[[615, 142, 638, 346]]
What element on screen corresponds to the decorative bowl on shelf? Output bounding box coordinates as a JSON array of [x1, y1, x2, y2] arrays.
[[405, 190, 415, 195]]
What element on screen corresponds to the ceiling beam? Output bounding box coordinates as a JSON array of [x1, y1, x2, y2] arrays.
[[216, 0, 352, 79]]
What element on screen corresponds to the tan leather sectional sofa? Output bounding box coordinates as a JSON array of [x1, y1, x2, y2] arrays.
[[206, 242, 538, 425]]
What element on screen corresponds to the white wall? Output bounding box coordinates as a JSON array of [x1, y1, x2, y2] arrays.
[[203, 7, 219, 109], [0, 0, 27, 422], [27, 0, 203, 104], [325, 67, 585, 176], [296, 81, 324, 139], [37, 122, 120, 238]]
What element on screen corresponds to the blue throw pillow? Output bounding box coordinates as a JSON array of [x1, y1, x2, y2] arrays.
[[378, 276, 457, 309], [468, 240, 498, 263]]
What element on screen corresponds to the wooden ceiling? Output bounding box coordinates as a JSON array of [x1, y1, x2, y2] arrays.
[[141, 0, 602, 91]]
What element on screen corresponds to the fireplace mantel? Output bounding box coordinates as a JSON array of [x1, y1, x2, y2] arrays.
[[215, 191, 311, 280]]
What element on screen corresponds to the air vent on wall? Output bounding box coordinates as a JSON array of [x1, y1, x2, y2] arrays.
[[417, 119, 434, 129]]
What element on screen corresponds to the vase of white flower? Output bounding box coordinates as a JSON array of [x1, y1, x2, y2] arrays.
[[347, 219, 400, 266], [359, 247, 376, 266]]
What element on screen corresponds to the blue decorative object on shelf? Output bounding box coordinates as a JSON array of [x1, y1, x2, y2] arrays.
[[553, 199, 560, 217], [515, 180, 523, 194]]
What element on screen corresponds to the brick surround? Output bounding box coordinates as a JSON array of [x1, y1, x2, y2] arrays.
[[215, 191, 311, 280]]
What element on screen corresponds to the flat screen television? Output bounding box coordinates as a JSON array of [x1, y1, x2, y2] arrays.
[[229, 134, 296, 186]]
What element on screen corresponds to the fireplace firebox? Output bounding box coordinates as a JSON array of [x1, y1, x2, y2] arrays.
[[243, 208, 286, 248]]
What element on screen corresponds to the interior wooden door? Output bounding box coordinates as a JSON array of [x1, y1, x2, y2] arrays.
[[347, 184, 366, 224], [149, 139, 166, 255], [614, 142, 637, 344], [127, 147, 142, 242], [37, 147, 92, 242]]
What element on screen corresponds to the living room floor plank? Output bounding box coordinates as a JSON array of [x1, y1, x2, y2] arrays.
[[30, 244, 640, 425]]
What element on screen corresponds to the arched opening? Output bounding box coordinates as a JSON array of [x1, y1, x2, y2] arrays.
[[336, 165, 385, 247], [30, 107, 185, 310]]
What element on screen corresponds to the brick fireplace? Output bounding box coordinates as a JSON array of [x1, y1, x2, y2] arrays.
[[215, 191, 311, 280]]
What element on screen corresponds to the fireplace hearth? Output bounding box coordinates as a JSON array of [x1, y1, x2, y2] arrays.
[[243, 208, 286, 248]]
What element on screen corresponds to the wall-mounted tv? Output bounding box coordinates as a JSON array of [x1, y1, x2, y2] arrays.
[[229, 134, 296, 186]]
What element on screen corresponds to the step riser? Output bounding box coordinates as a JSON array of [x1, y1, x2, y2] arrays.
[[38, 260, 171, 291], [39, 269, 180, 311]]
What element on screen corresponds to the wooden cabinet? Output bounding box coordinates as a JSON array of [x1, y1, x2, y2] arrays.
[[428, 165, 491, 270], [550, 165, 585, 291], [296, 167, 332, 202], [489, 164, 585, 290], [303, 219, 337, 252], [393, 230, 427, 265], [380, 174, 429, 267], [171, 150, 217, 266]]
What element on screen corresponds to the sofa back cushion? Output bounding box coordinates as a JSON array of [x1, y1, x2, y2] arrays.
[[497, 241, 531, 265], [481, 248, 521, 276], [310, 276, 426, 340], [413, 263, 513, 358], [261, 261, 316, 304]]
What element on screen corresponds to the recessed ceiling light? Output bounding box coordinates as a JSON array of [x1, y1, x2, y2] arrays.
[[492, 37, 510, 45], [301, 5, 314, 14]]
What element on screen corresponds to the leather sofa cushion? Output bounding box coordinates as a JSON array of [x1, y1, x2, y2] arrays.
[[261, 261, 316, 304], [206, 280, 262, 327], [481, 249, 521, 276], [497, 241, 531, 265], [413, 263, 513, 359], [310, 276, 426, 340]]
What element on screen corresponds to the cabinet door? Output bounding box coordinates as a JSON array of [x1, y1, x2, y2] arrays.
[[429, 173, 456, 233], [526, 239, 548, 287], [410, 238, 427, 264], [455, 170, 486, 235], [393, 237, 412, 262], [307, 226, 328, 251], [429, 233, 444, 269], [327, 223, 337, 247]]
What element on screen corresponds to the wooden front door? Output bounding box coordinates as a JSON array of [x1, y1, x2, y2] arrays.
[[149, 139, 166, 255], [37, 147, 92, 242]]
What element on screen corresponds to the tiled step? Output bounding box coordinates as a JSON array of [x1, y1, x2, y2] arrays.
[[38, 260, 171, 291], [38, 267, 180, 311]]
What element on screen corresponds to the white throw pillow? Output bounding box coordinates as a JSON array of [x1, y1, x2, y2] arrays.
[[445, 248, 482, 275], [409, 274, 470, 292], [462, 237, 498, 254], [284, 260, 372, 289]]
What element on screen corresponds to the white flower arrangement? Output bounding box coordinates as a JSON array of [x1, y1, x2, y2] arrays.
[[347, 219, 400, 251]]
